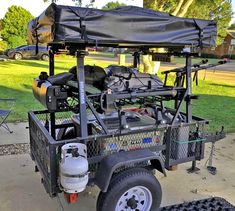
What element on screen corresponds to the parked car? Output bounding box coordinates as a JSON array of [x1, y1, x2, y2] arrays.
[[86, 46, 103, 52], [7, 45, 49, 61], [4, 45, 27, 57]]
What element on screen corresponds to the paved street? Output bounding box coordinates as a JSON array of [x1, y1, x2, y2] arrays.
[[207, 61, 235, 72]]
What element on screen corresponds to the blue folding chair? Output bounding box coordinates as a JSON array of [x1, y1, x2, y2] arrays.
[[0, 98, 16, 133]]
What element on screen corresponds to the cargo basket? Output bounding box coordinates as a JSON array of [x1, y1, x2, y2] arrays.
[[29, 109, 208, 196], [164, 121, 207, 168], [28, 110, 167, 196]]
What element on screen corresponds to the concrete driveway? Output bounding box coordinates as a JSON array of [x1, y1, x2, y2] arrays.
[[0, 123, 28, 145]]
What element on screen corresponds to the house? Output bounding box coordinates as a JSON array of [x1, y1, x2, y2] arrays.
[[202, 30, 235, 58]]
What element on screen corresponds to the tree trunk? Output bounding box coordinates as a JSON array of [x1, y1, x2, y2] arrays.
[[177, 0, 194, 17], [158, 0, 165, 11], [172, 0, 184, 16], [142, 54, 153, 74]]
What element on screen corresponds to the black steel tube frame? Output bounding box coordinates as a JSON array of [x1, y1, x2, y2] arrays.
[[113, 89, 178, 99], [30, 109, 209, 146], [162, 62, 226, 75], [86, 96, 109, 134], [185, 55, 198, 171], [185, 54, 192, 123], [30, 48, 220, 196], [30, 110, 169, 145], [164, 54, 196, 169], [76, 50, 88, 138], [49, 49, 54, 76], [49, 49, 56, 138], [52, 48, 109, 137], [47, 46, 191, 142], [47, 50, 196, 165]]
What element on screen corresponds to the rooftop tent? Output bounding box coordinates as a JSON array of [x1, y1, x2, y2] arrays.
[[27, 3, 217, 48]]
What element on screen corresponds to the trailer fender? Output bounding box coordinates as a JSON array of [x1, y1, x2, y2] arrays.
[[95, 149, 166, 192]]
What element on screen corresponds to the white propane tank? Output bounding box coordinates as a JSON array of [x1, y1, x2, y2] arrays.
[[60, 143, 88, 193]]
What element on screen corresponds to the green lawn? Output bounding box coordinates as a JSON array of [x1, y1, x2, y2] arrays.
[[190, 79, 235, 133], [171, 56, 219, 65], [0, 56, 235, 133], [90, 52, 220, 65]]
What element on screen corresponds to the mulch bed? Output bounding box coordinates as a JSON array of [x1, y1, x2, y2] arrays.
[[0, 143, 30, 156]]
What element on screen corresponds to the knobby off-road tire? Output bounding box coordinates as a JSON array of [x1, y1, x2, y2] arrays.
[[96, 167, 162, 211]]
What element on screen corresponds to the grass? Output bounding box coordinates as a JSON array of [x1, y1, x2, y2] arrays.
[[191, 79, 235, 133], [158, 69, 235, 132], [89, 52, 220, 65], [0, 55, 235, 132], [171, 57, 219, 65]]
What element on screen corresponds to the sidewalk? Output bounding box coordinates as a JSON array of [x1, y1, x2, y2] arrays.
[[0, 123, 29, 145]]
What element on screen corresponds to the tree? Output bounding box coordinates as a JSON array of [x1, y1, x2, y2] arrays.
[[229, 22, 235, 30], [102, 1, 127, 10], [144, 0, 233, 45], [0, 19, 5, 50], [43, 0, 95, 7], [143, 0, 194, 17], [142, 0, 232, 73], [1, 6, 34, 48], [186, 0, 233, 45]]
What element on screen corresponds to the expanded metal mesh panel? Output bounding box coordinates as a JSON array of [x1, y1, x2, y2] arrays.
[[29, 113, 51, 183], [86, 129, 166, 173], [34, 112, 48, 125], [163, 122, 207, 166], [33, 111, 73, 140], [87, 130, 165, 158], [30, 110, 208, 180], [29, 111, 59, 196], [55, 111, 73, 139], [55, 111, 73, 124]]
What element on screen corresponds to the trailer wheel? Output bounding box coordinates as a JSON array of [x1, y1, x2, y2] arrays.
[[96, 167, 162, 211]]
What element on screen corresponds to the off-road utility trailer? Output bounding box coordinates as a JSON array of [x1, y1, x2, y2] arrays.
[[28, 3, 225, 211]]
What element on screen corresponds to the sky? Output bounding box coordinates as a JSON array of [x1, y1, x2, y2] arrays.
[[0, 0, 234, 23]]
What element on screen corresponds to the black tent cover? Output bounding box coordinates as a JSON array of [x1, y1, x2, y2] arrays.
[[28, 3, 217, 48]]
